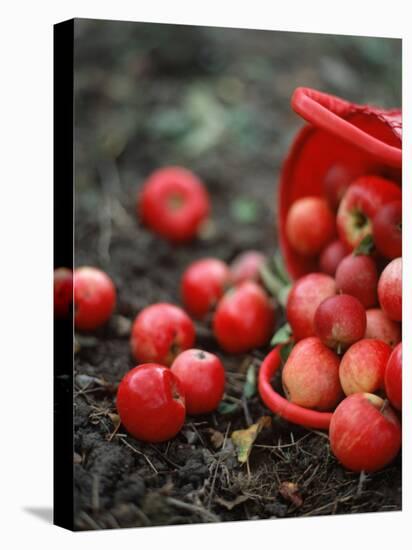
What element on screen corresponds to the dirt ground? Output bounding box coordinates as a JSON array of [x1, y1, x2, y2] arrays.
[[73, 19, 402, 530]]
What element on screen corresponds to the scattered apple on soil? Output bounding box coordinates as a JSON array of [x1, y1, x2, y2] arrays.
[[281, 337, 342, 411], [339, 338, 391, 395], [230, 250, 266, 285], [117, 363, 186, 442], [138, 166, 210, 243], [213, 281, 274, 353], [74, 267, 116, 331], [285, 196, 336, 256], [181, 258, 231, 319], [329, 392, 401, 472], [171, 349, 225, 415], [130, 303, 195, 366]]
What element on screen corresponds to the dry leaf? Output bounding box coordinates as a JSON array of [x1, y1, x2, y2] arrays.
[[279, 481, 303, 507], [206, 428, 225, 449], [108, 413, 121, 427], [215, 494, 250, 510], [231, 416, 272, 464]]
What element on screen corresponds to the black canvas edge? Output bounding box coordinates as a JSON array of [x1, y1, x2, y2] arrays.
[[53, 18, 75, 531]]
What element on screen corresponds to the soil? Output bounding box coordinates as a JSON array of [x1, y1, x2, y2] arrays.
[[72, 19, 402, 530]]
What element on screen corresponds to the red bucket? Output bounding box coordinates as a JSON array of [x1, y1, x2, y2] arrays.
[[279, 87, 402, 280]]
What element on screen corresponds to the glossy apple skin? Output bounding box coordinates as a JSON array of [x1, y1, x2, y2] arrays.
[[336, 176, 401, 250], [285, 197, 336, 256], [323, 164, 363, 211], [335, 254, 378, 309], [365, 308, 401, 347], [54, 267, 73, 319], [74, 267, 116, 331], [282, 337, 342, 411], [372, 201, 402, 259], [181, 258, 231, 319], [130, 303, 195, 366], [230, 250, 266, 285], [339, 339, 391, 396], [319, 240, 348, 277], [286, 273, 336, 341], [314, 294, 366, 352], [384, 342, 402, 410], [171, 349, 225, 415], [117, 364, 186, 442], [329, 392, 401, 472], [213, 281, 274, 353], [378, 258, 402, 322], [138, 166, 210, 243]]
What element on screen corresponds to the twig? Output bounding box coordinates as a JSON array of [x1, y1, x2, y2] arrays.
[[207, 422, 231, 509], [302, 494, 353, 517], [166, 497, 220, 522], [120, 438, 158, 474], [254, 432, 311, 451]]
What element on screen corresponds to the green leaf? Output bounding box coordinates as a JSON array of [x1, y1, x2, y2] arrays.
[[271, 323, 292, 346], [280, 341, 294, 365], [353, 234, 375, 256], [259, 262, 286, 297], [217, 401, 240, 415], [278, 284, 291, 308], [273, 251, 291, 285], [243, 364, 257, 399]]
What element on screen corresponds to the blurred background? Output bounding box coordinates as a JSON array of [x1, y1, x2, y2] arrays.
[[74, 20, 401, 295]]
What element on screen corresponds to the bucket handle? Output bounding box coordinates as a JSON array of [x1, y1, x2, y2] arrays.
[[292, 87, 402, 168]]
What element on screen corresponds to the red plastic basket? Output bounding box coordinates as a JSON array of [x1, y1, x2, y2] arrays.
[[279, 87, 402, 280], [261, 88, 403, 430]]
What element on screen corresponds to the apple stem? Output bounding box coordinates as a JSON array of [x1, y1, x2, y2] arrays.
[[380, 398, 389, 414]]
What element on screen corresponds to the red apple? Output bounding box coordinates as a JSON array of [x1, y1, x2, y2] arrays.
[[365, 308, 401, 347], [339, 338, 391, 396], [181, 258, 231, 319], [384, 342, 402, 410], [282, 337, 342, 411], [319, 240, 348, 277], [285, 197, 336, 256], [372, 201, 402, 259], [378, 258, 402, 322], [230, 250, 265, 285], [337, 176, 401, 250], [314, 294, 366, 353], [323, 164, 363, 211], [335, 254, 378, 308], [286, 273, 336, 341], [329, 392, 401, 472], [213, 281, 275, 353]]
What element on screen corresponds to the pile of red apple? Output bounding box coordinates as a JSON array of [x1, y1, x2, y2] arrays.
[[55, 165, 402, 475], [278, 171, 402, 472]]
